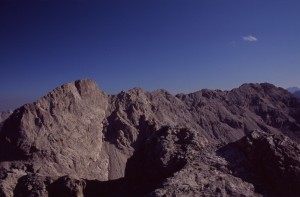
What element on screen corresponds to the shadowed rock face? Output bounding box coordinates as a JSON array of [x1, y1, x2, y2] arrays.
[[0, 110, 13, 123], [0, 110, 13, 131], [217, 130, 300, 196], [1, 79, 300, 196]]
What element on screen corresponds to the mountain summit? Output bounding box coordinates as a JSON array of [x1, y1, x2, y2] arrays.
[[1, 79, 300, 196]]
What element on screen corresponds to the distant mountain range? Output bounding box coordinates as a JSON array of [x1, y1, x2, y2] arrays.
[[287, 87, 300, 93], [1, 80, 300, 196], [287, 87, 300, 98]]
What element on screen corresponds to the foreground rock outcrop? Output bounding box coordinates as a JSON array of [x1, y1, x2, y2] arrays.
[[0, 79, 300, 196]]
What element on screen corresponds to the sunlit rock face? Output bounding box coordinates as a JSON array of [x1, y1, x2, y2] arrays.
[[1, 79, 300, 196]]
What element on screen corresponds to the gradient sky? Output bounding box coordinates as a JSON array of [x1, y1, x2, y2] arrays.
[[1, 0, 300, 110]]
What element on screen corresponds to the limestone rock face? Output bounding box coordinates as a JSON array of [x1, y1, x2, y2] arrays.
[[1, 80, 300, 196], [0, 79, 109, 180]]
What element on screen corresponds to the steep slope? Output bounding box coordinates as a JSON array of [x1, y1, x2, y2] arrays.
[[0, 79, 109, 180], [152, 129, 300, 197], [0, 79, 300, 196]]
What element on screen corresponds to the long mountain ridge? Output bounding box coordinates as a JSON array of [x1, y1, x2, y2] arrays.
[[0, 79, 300, 196]]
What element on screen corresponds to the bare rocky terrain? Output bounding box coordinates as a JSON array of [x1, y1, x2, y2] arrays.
[[1, 79, 300, 196], [0, 110, 13, 128]]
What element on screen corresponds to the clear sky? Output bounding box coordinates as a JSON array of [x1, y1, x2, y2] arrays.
[[1, 0, 300, 110]]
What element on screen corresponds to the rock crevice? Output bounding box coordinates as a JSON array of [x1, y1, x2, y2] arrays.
[[1, 80, 300, 196]]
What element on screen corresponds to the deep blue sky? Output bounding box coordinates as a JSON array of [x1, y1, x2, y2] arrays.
[[1, 0, 300, 110]]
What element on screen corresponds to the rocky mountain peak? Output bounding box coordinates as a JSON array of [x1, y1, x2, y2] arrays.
[[1, 80, 300, 196], [0, 79, 109, 180]]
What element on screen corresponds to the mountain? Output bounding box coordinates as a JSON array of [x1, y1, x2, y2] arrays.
[[0, 110, 13, 123], [287, 86, 300, 93], [0, 110, 13, 131], [286, 87, 300, 98], [1, 79, 300, 196], [294, 90, 300, 98]]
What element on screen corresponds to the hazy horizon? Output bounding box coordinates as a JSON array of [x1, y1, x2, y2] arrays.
[[1, 0, 300, 110]]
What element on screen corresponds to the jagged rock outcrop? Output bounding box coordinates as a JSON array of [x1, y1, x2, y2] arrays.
[[0, 79, 109, 180], [0, 79, 300, 196], [217, 130, 300, 196]]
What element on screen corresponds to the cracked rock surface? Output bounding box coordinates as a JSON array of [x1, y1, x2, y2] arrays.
[[1, 79, 300, 196]]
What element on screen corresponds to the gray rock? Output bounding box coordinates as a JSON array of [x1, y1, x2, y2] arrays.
[[1, 80, 300, 196], [0, 79, 109, 180], [13, 174, 51, 197], [0, 169, 26, 197]]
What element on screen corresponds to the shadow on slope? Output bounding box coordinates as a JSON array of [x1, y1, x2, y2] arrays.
[[86, 127, 187, 196], [217, 130, 300, 196], [46, 126, 190, 197]]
